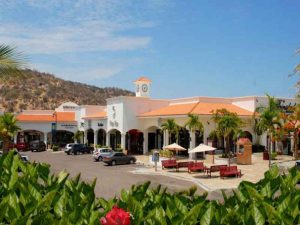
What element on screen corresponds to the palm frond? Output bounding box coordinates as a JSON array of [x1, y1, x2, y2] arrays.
[[0, 44, 26, 78]]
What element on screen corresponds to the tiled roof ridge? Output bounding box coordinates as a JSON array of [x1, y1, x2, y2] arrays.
[[189, 101, 201, 114]]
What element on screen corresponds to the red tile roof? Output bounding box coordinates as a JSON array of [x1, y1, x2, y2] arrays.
[[17, 112, 76, 122], [82, 111, 107, 119], [139, 102, 253, 117], [134, 76, 152, 83]]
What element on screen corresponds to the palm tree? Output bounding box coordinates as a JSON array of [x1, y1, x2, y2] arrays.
[[212, 109, 243, 157], [74, 130, 84, 143], [184, 114, 204, 133], [161, 119, 179, 144], [0, 44, 24, 78], [185, 114, 204, 148], [282, 103, 300, 159], [255, 95, 282, 166], [0, 113, 20, 153]]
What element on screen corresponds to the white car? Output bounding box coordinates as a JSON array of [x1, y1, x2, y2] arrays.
[[0, 150, 29, 162], [93, 148, 114, 161], [64, 143, 75, 155]]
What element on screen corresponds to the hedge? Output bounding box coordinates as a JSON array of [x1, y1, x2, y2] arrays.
[[0, 152, 299, 224]]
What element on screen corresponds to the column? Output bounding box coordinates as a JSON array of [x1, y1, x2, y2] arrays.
[[189, 131, 196, 160], [165, 130, 169, 146], [84, 130, 88, 144], [94, 130, 98, 147], [43, 132, 47, 146], [143, 131, 148, 155], [157, 132, 162, 149], [291, 133, 295, 158], [13, 133, 18, 144], [106, 133, 110, 148], [203, 128, 209, 145], [121, 133, 126, 151]]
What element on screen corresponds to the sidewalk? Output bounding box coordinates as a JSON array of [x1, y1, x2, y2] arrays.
[[134, 153, 295, 192]]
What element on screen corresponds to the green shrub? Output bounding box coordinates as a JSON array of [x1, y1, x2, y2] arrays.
[[99, 166, 300, 224], [0, 152, 100, 224], [115, 148, 123, 152], [271, 152, 277, 160], [150, 149, 173, 158], [52, 145, 59, 151], [1, 152, 300, 224]]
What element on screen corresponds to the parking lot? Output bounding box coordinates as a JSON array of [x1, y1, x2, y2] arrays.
[[25, 151, 205, 199]]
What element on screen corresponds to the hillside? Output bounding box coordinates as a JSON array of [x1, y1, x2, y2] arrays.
[[0, 69, 134, 112]]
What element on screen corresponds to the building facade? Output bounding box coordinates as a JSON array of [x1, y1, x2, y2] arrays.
[[16, 77, 297, 156]]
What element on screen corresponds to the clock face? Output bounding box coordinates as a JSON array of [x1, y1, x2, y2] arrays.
[[142, 84, 148, 92]]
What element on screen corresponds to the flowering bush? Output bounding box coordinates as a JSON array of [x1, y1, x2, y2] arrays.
[[100, 206, 131, 225], [283, 122, 294, 132]]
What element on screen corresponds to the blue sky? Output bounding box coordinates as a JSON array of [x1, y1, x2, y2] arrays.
[[0, 0, 299, 99]]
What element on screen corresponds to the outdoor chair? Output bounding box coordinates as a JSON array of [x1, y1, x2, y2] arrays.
[[161, 159, 177, 169], [205, 165, 227, 178], [188, 162, 205, 173], [220, 166, 241, 179]]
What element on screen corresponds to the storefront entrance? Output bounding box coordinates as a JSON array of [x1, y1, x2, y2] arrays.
[[126, 129, 143, 155]]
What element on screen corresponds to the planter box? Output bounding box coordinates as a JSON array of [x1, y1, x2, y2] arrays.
[[215, 157, 236, 165]]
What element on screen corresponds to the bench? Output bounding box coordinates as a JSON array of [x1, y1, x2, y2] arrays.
[[205, 165, 227, 177], [220, 166, 241, 178], [176, 161, 194, 172], [188, 162, 205, 173], [161, 159, 177, 169]]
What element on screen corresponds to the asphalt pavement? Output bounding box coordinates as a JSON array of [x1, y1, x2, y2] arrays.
[[25, 151, 206, 199]]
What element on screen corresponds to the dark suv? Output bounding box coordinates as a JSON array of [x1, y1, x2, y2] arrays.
[[69, 144, 93, 155], [29, 140, 46, 152]]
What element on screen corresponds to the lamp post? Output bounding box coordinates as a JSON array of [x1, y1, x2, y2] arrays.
[[52, 112, 57, 145]]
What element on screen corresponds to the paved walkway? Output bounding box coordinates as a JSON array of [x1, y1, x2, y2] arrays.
[[134, 153, 295, 192]]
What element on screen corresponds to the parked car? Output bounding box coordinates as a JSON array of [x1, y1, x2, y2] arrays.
[[29, 140, 46, 152], [69, 144, 93, 155], [103, 152, 136, 166], [16, 142, 29, 151], [64, 143, 75, 155], [93, 148, 114, 161], [0, 150, 29, 162]]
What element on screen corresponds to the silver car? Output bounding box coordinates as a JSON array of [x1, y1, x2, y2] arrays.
[[93, 148, 113, 161], [64, 143, 75, 155]]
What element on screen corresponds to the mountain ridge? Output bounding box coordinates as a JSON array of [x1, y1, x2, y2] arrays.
[[0, 69, 134, 112]]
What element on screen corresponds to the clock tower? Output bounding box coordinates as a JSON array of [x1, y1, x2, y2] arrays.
[[134, 76, 152, 98]]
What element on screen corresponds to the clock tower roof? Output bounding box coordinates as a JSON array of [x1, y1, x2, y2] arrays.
[[134, 76, 152, 84]]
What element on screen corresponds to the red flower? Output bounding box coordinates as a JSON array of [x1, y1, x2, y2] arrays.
[[100, 206, 131, 225]]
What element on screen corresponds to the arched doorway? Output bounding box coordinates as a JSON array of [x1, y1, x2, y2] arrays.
[[147, 126, 163, 150], [126, 129, 144, 155], [240, 131, 253, 142], [54, 130, 74, 147], [18, 130, 44, 144], [178, 127, 190, 156], [195, 130, 204, 146], [87, 129, 94, 145], [97, 129, 106, 147], [108, 129, 121, 150]]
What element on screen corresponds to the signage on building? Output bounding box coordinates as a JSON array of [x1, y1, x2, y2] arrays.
[[63, 105, 77, 110], [60, 124, 77, 130]]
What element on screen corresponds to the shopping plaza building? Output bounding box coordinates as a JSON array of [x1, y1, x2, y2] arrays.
[[15, 77, 297, 155]]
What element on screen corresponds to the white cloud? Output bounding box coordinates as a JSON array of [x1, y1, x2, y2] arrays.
[[0, 22, 152, 54], [0, 0, 170, 80]]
